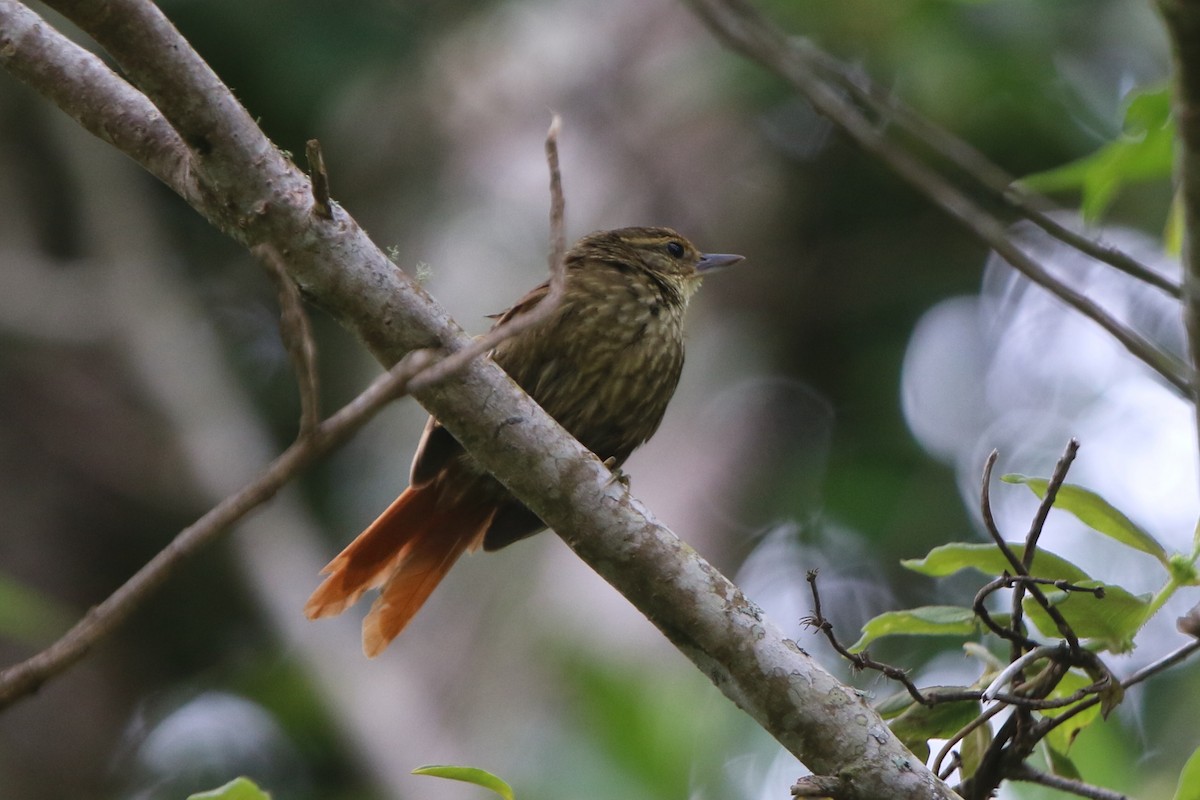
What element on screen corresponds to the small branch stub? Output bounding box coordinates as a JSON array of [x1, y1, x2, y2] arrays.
[[306, 138, 332, 219], [792, 774, 846, 798]]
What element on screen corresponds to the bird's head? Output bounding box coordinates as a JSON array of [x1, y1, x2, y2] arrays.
[[572, 226, 744, 295]]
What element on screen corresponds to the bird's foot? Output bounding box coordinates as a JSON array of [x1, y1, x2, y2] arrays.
[[602, 456, 631, 489]]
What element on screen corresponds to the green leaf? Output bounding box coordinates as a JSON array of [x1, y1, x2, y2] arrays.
[[1046, 742, 1083, 780], [1040, 670, 1103, 754], [1023, 582, 1150, 653], [1123, 85, 1172, 135], [1003, 476, 1169, 567], [888, 696, 982, 761], [413, 765, 515, 800], [958, 720, 992, 780], [849, 606, 998, 652], [1021, 85, 1173, 222], [903, 542, 1090, 583], [1173, 744, 1200, 800], [187, 778, 270, 800]]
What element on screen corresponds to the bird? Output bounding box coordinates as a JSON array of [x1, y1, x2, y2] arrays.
[[304, 226, 744, 656]]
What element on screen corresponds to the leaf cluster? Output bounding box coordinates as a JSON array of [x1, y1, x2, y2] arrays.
[[838, 446, 1200, 799]]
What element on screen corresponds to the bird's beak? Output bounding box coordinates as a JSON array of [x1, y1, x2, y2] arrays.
[[696, 252, 745, 273]]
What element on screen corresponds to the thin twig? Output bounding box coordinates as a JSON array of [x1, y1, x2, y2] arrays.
[[981, 449, 1039, 666], [794, 40, 1182, 300], [1038, 637, 1200, 738], [256, 243, 321, 436], [404, 114, 568, 394], [0, 109, 580, 710], [545, 113, 567, 272], [0, 348, 431, 711], [931, 701, 1006, 779], [980, 450, 1029, 578], [0, 113, 578, 711], [306, 138, 332, 220], [682, 0, 1194, 396], [1012, 440, 1082, 655], [972, 573, 1103, 648], [1021, 440, 1080, 568], [801, 570, 929, 704], [937, 751, 962, 783], [973, 576, 1040, 649], [1009, 763, 1130, 800]]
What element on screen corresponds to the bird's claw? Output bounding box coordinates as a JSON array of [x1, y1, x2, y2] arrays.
[[602, 456, 631, 489]]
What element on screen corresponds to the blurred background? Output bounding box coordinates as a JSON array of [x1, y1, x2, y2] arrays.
[[0, 0, 1195, 798]]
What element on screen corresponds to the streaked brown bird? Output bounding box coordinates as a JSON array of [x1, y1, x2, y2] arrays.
[[305, 226, 744, 656]]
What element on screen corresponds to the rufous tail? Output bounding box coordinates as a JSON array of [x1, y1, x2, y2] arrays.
[[304, 483, 495, 657]]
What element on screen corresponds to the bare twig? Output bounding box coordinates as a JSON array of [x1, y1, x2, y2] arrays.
[[1038, 637, 1200, 739], [0, 348, 429, 711], [937, 751, 962, 782], [1021, 440, 1080, 568], [1011, 440, 1082, 655], [979, 450, 1041, 658], [256, 243, 321, 436], [681, 0, 1194, 396], [980, 450, 1029, 578], [972, 576, 1038, 649], [404, 114, 568, 394], [545, 114, 567, 270], [982, 445, 1086, 659], [931, 701, 1005, 779], [306, 138, 332, 220], [802, 570, 929, 705], [973, 574, 1103, 649], [0, 113, 574, 712], [1009, 764, 1130, 800], [989, 681, 1107, 711]]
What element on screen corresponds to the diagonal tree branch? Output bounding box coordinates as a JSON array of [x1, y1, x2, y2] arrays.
[[794, 40, 1183, 300], [0, 3, 957, 797], [680, 0, 1194, 397]]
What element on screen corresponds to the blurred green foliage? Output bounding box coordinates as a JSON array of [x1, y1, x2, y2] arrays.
[[854, 472, 1198, 790], [188, 777, 271, 800]]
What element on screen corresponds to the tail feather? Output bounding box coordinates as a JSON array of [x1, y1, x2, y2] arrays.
[[304, 482, 495, 657], [361, 510, 489, 657], [304, 485, 438, 619]]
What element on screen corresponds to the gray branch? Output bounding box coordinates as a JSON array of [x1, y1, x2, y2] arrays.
[[0, 2, 957, 797], [680, 0, 1194, 397]]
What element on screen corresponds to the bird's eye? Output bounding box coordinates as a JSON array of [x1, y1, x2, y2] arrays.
[[665, 241, 685, 258]]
